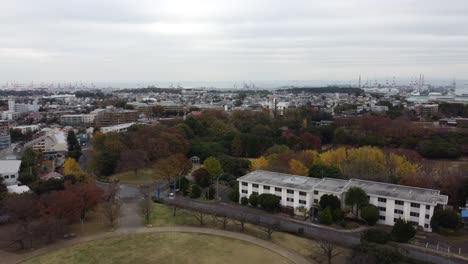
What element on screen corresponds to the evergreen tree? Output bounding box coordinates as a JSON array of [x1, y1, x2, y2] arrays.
[[67, 130, 82, 160]]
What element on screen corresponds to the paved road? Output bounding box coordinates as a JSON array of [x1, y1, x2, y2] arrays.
[[6, 226, 309, 264]]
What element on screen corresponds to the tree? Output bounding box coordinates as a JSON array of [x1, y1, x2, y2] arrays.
[[319, 194, 341, 211], [318, 207, 333, 225], [191, 168, 211, 187], [141, 186, 153, 224], [176, 176, 190, 196], [203, 157, 224, 178], [249, 193, 259, 207], [240, 197, 249, 206], [40, 190, 81, 223], [67, 130, 82, 160], [309, 164, 342, 179], [229, 189, 240, 203], [67, 183, 103, 221], [250, 156, 269, 171], [289, 159, 309, 176], [361, 229, 390, 244], [190, 184, 202, 199], [258, 220, 280, 240], [257, 193, 281, 212], [31, 178, 65, 195], [345, 187, 369, 219], [206, 186, 216, 200], [117, 149, 148, 177], [315, 240, 342, 264], [391, 219, 416, 243], [63, 158, 92, 183], [0, 177, 7, 200], [19, 147, 38, 185], [430, 208, 462, 232], [231, 134, 243, 157], [102, 181, 120, 228], [154, 154, 192, 182], [360, 205, 379, 225]]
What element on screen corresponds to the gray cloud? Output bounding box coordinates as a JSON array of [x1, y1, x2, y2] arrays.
[[0, 0, 467, 83]]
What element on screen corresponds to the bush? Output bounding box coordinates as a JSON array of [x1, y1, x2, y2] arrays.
[[228, 189, 240, 203], [207, 186, 216, 200], [391, 219, 416, 243], [319, 194, 341, 211], [430, 208, 462, 232], [190, 184, 202, 199], [297, 227, 304, 235], [257, 193, 281, 212], [318, 207, 333, 225], [360, 205, 379, 226], [192, 168, 211, 188], [361, 229, 390, 244], [240, 197, 249, 206], [331, 208, 343, 221], [249, 193, 259, 207], [345, 222, 360, 230], [176, 177, 190, 196]]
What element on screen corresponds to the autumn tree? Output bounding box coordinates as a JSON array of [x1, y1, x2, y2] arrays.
[[117, 149, 149, 177], [192, 168, 211, 187], [67, 183, 103, 220], [203, 157, 224, 178], [250, 156, 269, 171], [102, 181, 120, 228], [90, 132, 126, 177], [40, 190, 81, 223], [63, 158, 92, 183], [154, 154, 192, 182], [231, 134, 243, 157], [289, 159, 309, 176]]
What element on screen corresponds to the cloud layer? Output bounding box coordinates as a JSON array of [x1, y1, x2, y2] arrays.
[[1, 0, 467, 82]]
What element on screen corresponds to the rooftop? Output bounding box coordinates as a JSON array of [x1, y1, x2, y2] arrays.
[[238, 170, 322, 191], [314, 178, 349, 193], [0, 160, 21, 173]]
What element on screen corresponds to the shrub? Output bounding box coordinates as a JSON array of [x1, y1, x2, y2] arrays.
[[190, 184, 202, 199], [297, 227, 304, 235], [360, 205, 379, 226], [207, 186, 216, 200], [318, 207, 333, 225], [361, 229, 390, 244], [391, 219, 416, 243], [331, 208, 343, 221], [319, 194, 341, 211], [228, 190, 240, 203], [240, 197, 249, 206], [345, 222, 360, 230], [249, 193, 259, 207], [430, 208, 462, 232], [257, 193, 280, 212]]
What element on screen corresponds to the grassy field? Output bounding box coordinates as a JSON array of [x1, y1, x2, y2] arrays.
[[23, 232, 293, 264], [150, 204, 351, 263]]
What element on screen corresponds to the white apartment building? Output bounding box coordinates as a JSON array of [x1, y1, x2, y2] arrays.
[[101, 122, 136, 134], [0, 160, 21, 185], [61, 114, 95, 125], [12, 125, 39, 134], [238, 170, 448, 232]]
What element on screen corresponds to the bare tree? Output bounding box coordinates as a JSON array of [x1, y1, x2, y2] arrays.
[[233, 212, 248, 232], [102, 181, 120, 228], [140, 185, 153, 224], [117, 149, 149, 177], [258, 220, 280, 240], [314, 240, 342, 264], [191, 211, 207, 226], [216, 215, 229, 230]]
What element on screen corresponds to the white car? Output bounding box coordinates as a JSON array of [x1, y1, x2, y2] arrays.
[[168, 192, 175, 199]]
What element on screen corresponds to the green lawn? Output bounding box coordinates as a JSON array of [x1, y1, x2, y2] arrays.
[[24, 233, 292, 264]]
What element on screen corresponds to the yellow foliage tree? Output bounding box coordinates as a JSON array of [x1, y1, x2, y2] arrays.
[[250, 156, 269, 171], [63, 158, 93, 183], [319, 147, 348, 171], [289, 159, 309, 176], [385, 153, 417, 180]]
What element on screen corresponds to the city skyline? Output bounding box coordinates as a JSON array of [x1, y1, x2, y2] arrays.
[[1, 0, 468, 82]]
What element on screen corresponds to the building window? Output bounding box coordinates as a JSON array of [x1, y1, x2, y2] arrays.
[[263, 185, 270, 190], [411, 203, 420, 208], [10, 175, 15, 178], [314, 199, 318, 204], [242, 182, 248, 186], [424, 224, 429, 228], [378, 197, 387, 203], [299, 200, 306, 205], [410, 212, 419, 217], [252, 184, 259, 188], [241, 190, 247, 194], [395, 200, 404, 206], [426, 205, 430, 210], [287, 189, 294, 194], [425, 214, 429, 219], [409, 221, 418, 226], [286, 198, 294, 202], [252, 191, 258, 195], [275, 187, 282, 192], [3, 175, 9, 179], [314, 190, 318, 195], [394, 209, 403, 214], [299, 191, 306, 196], [379, 215, 386, 220], [378, 207, 386, 212]]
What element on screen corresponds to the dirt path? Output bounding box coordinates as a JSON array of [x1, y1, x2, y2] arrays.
[[6, 226, 310, 264]]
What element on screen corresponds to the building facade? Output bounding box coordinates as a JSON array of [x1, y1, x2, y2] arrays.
[[238, 170, 448, 232], [0, 121, 11, 150], [94, 110, 139, 127], [0, 160, 21, 185]]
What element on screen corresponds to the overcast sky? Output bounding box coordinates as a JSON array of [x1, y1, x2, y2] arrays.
[[1, 0, 467, 83]]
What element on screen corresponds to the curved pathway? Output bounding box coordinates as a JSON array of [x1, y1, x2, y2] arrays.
[[6, 226, 310, 264]]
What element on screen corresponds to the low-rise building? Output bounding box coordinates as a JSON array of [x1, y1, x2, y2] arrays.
[[0, 160, 21, 185], [94, 109, 139, 127], [237, 170, 448, 232], [60, 114, 95, 125], [12, 125, 39, 134]]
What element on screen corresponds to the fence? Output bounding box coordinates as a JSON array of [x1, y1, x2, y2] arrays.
[[414, 241, 463, 255]]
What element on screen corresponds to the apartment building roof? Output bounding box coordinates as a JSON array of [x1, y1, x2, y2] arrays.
[[0, 160, 21, 174], [238, 170, 322, 191]]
